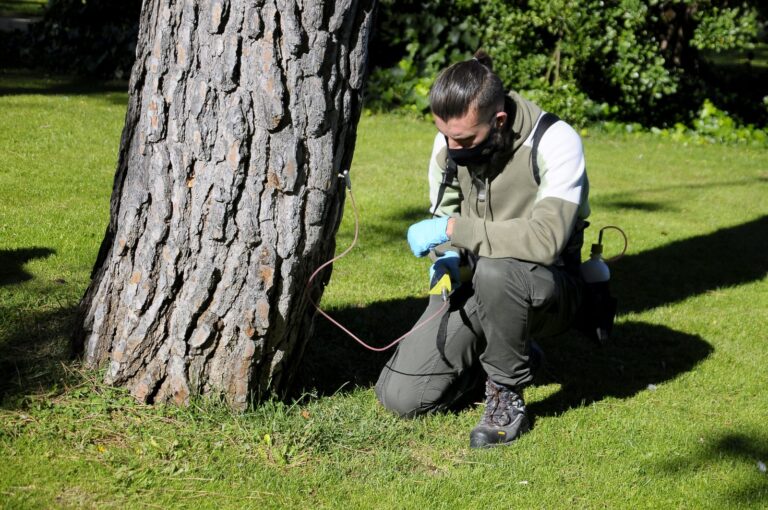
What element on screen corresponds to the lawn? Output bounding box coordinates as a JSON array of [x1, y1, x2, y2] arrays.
[[0, 0, 45, 17], [1, 68, 767, 509]]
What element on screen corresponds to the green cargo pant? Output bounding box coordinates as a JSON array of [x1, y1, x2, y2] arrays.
[[375, 257, 581, 417]]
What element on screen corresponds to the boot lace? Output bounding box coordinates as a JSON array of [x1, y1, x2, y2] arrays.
[[481, 379, 524, 427]]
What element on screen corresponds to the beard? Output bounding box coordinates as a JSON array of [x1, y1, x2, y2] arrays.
[[475, 97, 517, 180]]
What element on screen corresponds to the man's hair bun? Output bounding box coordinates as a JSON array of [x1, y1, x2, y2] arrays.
[[473, 50, 493, 71]]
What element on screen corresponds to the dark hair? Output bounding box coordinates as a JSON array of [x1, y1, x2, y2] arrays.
[[429, 50, 505, 121]]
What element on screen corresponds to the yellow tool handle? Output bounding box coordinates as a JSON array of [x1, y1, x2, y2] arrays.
[[429, 273, 452, 301]]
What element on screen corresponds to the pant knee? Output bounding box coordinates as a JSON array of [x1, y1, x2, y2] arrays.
[[375, 371, 442, 418], [473, 257, 506, 286], [473, 257, 533, 303], [375, 381, 422, 418]]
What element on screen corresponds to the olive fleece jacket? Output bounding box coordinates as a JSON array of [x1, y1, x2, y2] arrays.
[[428, 92, 591, 266]]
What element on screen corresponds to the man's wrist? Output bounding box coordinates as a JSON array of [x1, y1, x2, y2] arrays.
[[446, 217, 455, 238]]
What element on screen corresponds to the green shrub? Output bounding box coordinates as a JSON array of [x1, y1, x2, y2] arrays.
[[25, 0, 142, 78], [519, 81, 610, 128], [599, 99, 768, 146], [365, 0, 478, 115], [688, 99, 767, 145], [366, 0, 763, 129], [8, 0, 765, 131], [691, 4, 759, 52]]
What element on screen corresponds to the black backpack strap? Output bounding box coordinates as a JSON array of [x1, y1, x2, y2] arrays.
[[431, 155, 458, 217], [530, 112, 560, 185]]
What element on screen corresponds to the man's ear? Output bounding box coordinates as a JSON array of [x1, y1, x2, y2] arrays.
[[495, 111, 508, 129]]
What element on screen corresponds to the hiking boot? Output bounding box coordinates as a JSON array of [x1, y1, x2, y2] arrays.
[[469, 378, 530, 448]]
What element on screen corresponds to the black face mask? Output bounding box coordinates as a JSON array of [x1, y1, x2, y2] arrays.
[[446, 123, 497, 167]]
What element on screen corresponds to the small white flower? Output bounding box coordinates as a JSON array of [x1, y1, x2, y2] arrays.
[[758, 461, 767, 473]]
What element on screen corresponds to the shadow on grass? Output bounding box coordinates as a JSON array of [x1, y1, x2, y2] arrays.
[[0, 70, 128, 105], [595, 176, 768, 202], [0, 303, 77, 406], [292, 296, 428, 398], [0, 246, 77, 405], [612, 215, 768, 313], [296, 216, 768, 406], [654, 432, 768, 506], [598, 199, 674, 212], [531, 321, 712, 417], [591, 176, 768, 213], [2, 218, 763, 415], [293, 296, 713, 413], [0, 247, 55, 285]]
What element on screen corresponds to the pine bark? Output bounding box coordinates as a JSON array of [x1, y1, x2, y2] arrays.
[[74, 0, 376, 409]]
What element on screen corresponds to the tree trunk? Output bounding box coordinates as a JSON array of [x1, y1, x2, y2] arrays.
[[74, 0, 376, 409], [657, 2, 699, 70]]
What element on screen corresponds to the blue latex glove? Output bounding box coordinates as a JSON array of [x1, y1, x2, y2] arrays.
[[407, 216, 450, 257], [429, 250, 461, 289]]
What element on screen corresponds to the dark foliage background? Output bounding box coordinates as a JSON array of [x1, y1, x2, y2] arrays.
[[366, 0, 767, 128], [14, 0, 141, 78], [4, 0, 767, 129]]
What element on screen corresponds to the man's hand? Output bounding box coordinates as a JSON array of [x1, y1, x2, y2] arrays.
[[430, 250, 461, 290], [407, 217, 450, 257]]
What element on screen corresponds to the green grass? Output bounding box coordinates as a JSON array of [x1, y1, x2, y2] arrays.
[[0, 0, 45, 17], [1, 69, 767, 509]]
